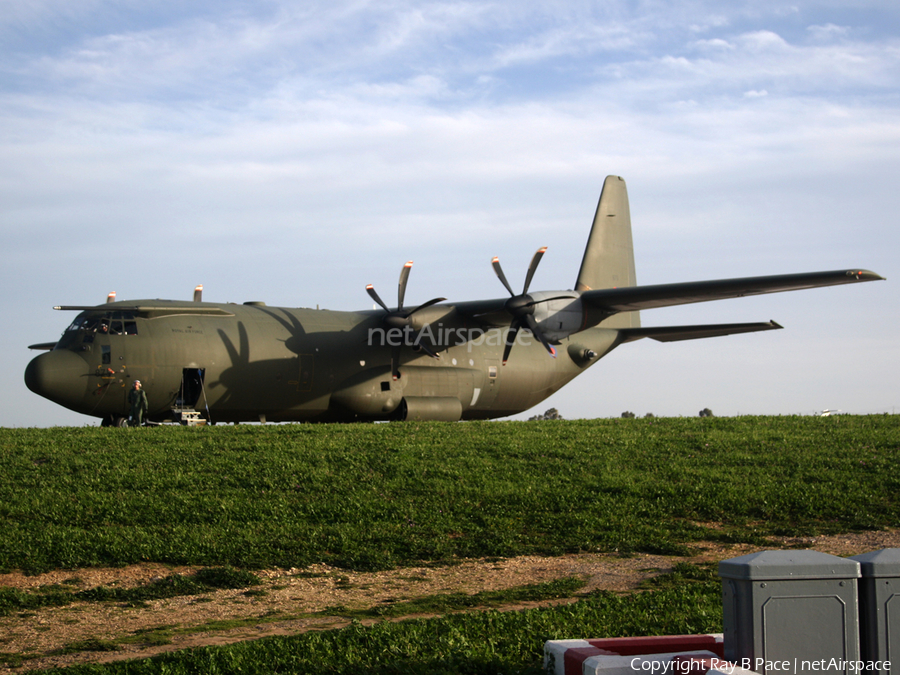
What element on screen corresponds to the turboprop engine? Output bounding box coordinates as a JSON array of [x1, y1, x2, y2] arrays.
[[529, 291, 584, 343]]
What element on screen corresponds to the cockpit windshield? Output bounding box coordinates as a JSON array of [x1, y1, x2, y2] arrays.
[[66, 312, 138, 336]]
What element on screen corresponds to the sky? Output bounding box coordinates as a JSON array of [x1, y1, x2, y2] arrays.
[[2, 0, 898, 427]]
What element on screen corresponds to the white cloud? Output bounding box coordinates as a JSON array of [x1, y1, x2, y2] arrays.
[[739, 29, 790, 51], [691, 38, 735, 51], [806, 23, 850, 41]]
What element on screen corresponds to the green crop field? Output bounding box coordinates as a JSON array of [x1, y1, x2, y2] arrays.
[[1, 415, 898, 673], [2, 416, 898, 573]]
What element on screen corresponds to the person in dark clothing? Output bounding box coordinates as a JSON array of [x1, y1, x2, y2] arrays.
[[129, 380, 149, 427]]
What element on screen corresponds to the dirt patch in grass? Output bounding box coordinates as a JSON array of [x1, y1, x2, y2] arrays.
[[2, 529, 898, 673]]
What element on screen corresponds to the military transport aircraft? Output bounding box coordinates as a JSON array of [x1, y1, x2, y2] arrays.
[[25, 176, 883, 426]]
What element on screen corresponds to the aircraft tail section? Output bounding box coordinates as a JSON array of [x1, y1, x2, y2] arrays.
[[576, 176, 640, 328]]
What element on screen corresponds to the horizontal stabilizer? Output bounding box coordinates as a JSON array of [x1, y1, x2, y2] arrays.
[[583, 269, 883, 314], [618, 321, 782, 344]]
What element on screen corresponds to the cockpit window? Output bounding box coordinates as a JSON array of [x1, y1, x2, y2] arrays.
[[66, 316, 85, 332], [66, 312, 138, 336]]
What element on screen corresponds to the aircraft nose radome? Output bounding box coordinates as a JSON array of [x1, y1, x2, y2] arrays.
[[24, 350, 90, 405]]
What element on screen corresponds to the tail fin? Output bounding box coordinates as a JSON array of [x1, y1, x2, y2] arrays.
[[576, 176, 637, 291], [575, 176, 640, 328]]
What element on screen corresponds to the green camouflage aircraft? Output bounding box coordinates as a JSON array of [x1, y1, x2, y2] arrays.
[[25, 176, 883, 426]]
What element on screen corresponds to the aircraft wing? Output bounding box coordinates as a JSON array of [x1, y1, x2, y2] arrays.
[[617, 321, 782, 343], [28, 341, 58, 351], [53, 303, 235, 318], [581, 269, 883, 313]]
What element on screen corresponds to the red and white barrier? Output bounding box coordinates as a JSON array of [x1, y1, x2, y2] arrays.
[[543, 633, 759, 675], [582, 649, 720, 675]]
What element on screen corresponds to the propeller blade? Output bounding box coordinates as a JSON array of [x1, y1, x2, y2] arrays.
[[491, 257, 516, 297], [502, 321, 521, 365], [366, 284, 390, 312], [522, 246, 547, 294], [397, 261, 413, 311], [369, 260, 445, 371], [412, 333, 440, 359], [490, 246, 557, 364], [524, 314, 557, 358], [403, 296, 447, 318]]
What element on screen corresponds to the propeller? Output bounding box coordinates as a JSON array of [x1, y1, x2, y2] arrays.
[[367, 261, 446, 379], [490, 247, 569, 365]]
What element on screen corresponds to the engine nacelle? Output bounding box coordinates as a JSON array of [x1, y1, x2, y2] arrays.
[[529, 291, 584, 342]]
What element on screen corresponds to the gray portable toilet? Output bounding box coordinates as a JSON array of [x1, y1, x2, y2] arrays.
[[719, 550, 860, 675], [849, 548, 900, 674]]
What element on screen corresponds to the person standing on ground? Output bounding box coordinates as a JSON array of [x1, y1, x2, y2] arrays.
[[129, 380, 149, 427]]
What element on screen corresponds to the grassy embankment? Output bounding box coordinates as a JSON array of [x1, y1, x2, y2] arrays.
[[0, 415, 897, 673]]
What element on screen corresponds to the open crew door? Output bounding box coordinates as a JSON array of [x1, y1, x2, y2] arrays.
[[178, 368, 206, 408], [173, 368, 207, 425]]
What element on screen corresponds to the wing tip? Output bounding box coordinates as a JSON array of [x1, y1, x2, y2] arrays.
[[852, 269, 885, 281]]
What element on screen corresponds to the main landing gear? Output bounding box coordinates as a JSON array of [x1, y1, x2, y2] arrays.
[[100, 414, 129, 427]]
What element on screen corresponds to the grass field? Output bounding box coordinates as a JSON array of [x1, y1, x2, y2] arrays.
[[1, 416, 897, 573], [1, 415, 898, 673]]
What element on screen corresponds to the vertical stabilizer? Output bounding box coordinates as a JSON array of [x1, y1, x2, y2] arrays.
[[575, 176, 640, 328]]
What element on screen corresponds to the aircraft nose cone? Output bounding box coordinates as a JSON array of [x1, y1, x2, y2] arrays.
[[24, 350, 90, 406]]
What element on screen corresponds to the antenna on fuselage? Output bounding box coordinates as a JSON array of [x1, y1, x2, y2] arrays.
[[193, 285, 203, 302], [106, 291, 116, 304]]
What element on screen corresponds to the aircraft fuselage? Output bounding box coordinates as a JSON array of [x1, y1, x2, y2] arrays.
[[24, 299, 618, 424]]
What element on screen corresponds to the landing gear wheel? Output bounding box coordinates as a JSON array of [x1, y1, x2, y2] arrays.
[[101, 414, 129, 427]]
